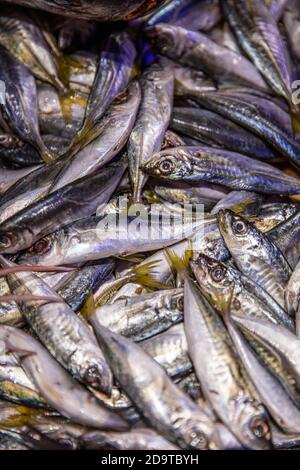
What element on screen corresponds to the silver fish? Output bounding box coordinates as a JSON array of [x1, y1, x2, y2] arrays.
[[184, 277, 271, 449], [90, 322, 220, 450], [128, 58, 174, 202], [1, 256, 113, 395], [0, 325, 128, 430]]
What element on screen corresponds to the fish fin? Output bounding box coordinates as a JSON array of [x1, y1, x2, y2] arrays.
[[165, 248, 192, 276], [80, 291, 96, 322], [290, 105, 300, 137], [132, 261, 168, 289]]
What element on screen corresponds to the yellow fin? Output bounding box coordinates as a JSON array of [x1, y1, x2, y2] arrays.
[[132, 260, 168, 289], [165, 248, 192, 276], [290, 105, 300, 137], [81, 291, 96, 322]]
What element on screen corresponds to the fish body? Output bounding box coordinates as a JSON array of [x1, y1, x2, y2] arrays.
[[128, 58, 174, 202]]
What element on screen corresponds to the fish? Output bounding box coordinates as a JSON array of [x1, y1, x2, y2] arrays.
[[141, 146, 300, 195], [146, 24, 269, 91], [128, 58, 174, 202], [82, 427, 179, 450], [50, 80, 141, 191], [0, 350, 46, 408], [0, 161, 126, 254], [152, 181, 229, 211], [285, 259, 300, 323], [0, 134, 42, 167], [211, 192, 264, 217], [191, 254, 294, 330], [0, 276, 23, 327], [0, 256, 113, 395], [145, 0, 221, 32], [88, 289, 183, 342], [141, 323, 192, 378], [283, 0, 300, 62], [38, 84, 86, 139], [0, 48, 54, 163], [268, 0, 290, 21], [174, 67, 300, 168], [222, 0, 300, 132], [67, 32, 136, 159], [0, 164, 41, 196], [171, 107, 279, 161], [0, 328, 128, 430], [17, 209, 204, 267], [0, 6, 66, 93], [227, 318, 300, 434], [89, 322, 220, 449], [57, 260, 115, 312], [232, 315, 300, 391], [217, 209, 292, 307], [0, 1, 169, 21], [184, 277, 271, 449], [268, 209, 300, 269]]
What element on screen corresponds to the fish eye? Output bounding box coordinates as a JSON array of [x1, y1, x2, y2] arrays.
[[28, 237, 50, 255], [0, 233, 12, 248], [211, 266, 226, 283], [177, 296, 184, 311], [158, 158, 175, 175], [250, 417, 270, 439], [191, 432, 208, 450], [232, 220, 248, 235]]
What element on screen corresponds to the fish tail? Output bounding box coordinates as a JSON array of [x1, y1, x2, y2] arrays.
[[80, 291, 96, 321], [165, 248, 192, 276], [132, 260, 167, 289]]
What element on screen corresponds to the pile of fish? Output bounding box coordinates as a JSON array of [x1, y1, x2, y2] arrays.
[[3, 0, 300, 451]]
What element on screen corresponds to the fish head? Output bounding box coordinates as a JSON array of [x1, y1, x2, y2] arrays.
[[231, 397, 271, 450], [217, 209, 260, 256], [191, 254, 237, 313], [0, 228, 28, 255], [179, 417, 220, 450], [145, 24, 185, 58], [141, 148, 193, 179], [18, 233, 57, 266]]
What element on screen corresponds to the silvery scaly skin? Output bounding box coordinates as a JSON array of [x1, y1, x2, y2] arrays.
[[0, 1, 168, 21], [90, 322, 220, 450], [90, 289, 184, 342], [191, 254, 294, 331], [51, 80, 141, 191], [128, 58, 174, 203], [0, 165, 41, 196], [268, 209, 300, 269], [0, 6, 66, 93], [153, 181, 229, 210], [184, 278, 271, 450], [57, 260, 115, 312], [146, 24, 269, 91], [211, 191, 263, 217], [174, 67, 300, 168], [285, 257, 300, 317], [141, 323, 192, 378], [269, 0, 291, 20], [0, 276, 23, 326], [16, 212, 205, 267], [283, 0, 300, 61], [232, 316, 300, 392], [82, 428, 179, 450], [67, 31, 136, 158], [0, 330, 128, 431], [146, 0, 221, 32], [227, 319, 300, 434], [141, 146, 300, 194], [0, 350, 46, 407], [0, 49, 53, 163], [208, 21, 242, 54], [217, 210, 292, 308], [222, 0, 296, 110], [38, 84, 86, 138], [0, 256, 113, 395], [171, 107, 278, 161], [0, 160, 65, 225], [0, 162, 126, 254]]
